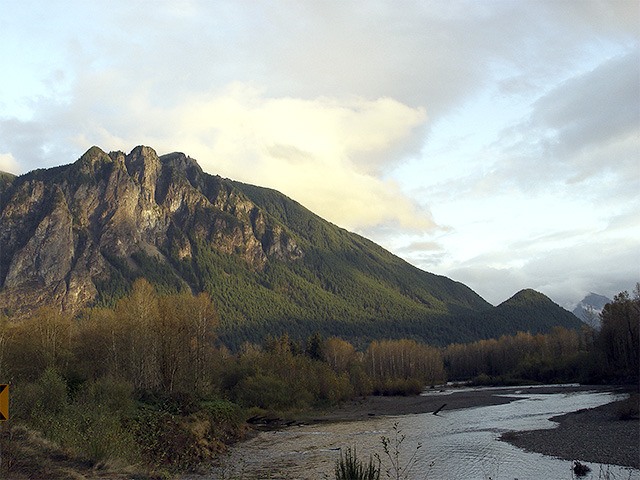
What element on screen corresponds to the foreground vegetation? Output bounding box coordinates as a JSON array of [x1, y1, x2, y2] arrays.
[[0, 280, 637, 478]]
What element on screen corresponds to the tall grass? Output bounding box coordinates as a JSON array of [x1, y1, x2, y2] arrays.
[[335, 447, 381, 480]]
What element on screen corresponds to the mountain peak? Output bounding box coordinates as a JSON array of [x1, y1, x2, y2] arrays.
[[79, 145, 108, 161], [0, 145, 305, 318], [500, 288, 550, 306], [124, 145, 162, 199], [73, 146, 112, 174], [492, 288, 582, 334], [580, 292, 611, 308], [159, 151, 205, 186], [159, 151, 200, 169]]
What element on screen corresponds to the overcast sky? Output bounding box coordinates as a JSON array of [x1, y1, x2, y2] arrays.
[[1, 0, 638, 308]]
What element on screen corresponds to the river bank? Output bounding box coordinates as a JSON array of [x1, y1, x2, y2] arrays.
[[280, 384, 639, 470], [308, 385, 640, 468], [196, 384, 637, 479], [299, 384, 619, 422], [502, 394, 639, 469]]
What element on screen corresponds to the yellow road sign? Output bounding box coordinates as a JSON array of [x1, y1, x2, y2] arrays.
[[0, 384, 8, 421]]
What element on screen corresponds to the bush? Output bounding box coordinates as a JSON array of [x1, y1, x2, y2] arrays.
[[233, 373, 306, 410], [310, 364, 354, 405], [76, 376, 136, 415], [11, 371, 140, 467], [63, 404, 140, 465], [200, 398, 246, 443], [11, 368, 69, 421], [372, 378, 424, 396], [132, 406, 198, 470], [349, 364, 373, 397], [335, 447, 380, 480], [130, 400, 243, 472]]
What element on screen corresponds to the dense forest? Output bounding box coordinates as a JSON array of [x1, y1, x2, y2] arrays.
[[0, 280, 637, 478]]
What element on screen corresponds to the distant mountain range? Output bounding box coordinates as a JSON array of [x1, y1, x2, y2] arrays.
[[572, 293, 612, 329], [0, 146, 584, 348]]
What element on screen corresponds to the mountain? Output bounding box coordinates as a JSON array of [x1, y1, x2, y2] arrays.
[[0, 171, 15, 191], [0, 146, 584, 348], [485, 289, 585, 336], [572, 293, 611, 329]]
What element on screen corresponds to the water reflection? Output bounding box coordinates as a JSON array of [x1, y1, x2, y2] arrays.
[[207, 390, 639, 480]]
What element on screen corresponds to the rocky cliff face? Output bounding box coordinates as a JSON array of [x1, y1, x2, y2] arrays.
[[0, 146, 302, 316]]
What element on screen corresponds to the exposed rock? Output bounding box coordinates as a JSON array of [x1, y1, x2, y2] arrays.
[[0, 146, 303, 316], [572, 292, 611, 330]]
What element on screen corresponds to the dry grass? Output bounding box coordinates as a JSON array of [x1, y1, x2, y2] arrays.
[[0, 424, 165, 480]]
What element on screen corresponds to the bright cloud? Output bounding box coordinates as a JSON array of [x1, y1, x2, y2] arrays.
[[0, 153, 19, 174], [1, 79, 433, 232], [162, 86, 432, 231]]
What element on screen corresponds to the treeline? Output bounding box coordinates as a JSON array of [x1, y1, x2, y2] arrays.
[[598, 288, 640, 381], [0, 279, 447, 476], [0, 281, 637, 477], [445, 327, 596, 384], [445, 286, 639, 385]]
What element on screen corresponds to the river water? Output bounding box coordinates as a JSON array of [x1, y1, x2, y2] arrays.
[[206, 388, 639, 480]]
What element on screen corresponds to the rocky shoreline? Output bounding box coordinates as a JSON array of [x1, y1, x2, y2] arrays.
[[502, 395, 639, 469]]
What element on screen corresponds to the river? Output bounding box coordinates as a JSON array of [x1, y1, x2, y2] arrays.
[[204, 388, 639, 480]]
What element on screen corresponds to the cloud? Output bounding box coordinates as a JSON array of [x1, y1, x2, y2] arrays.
[[398, 241, 444, 253], [9, 0, 626, 127], [158, 86, 434, 232], [446, 265, 528, 307], [539, 0, 640, 38], [520, 239, 640, 308], [439, 48, 640, 202], [444, 239, 640, 308], [393, 240, 448, 267], [529, 51, 639, 174], [0, 79, 433, 232], [0, 153, 19, 174]]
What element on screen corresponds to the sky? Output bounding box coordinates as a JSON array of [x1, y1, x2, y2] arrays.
[[0, 0, 638, 308]]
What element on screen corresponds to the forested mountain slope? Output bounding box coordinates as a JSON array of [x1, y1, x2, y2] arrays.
[[0, 146, 583, 347]]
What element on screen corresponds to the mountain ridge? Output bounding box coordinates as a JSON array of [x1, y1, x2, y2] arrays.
[[0, 146, 583, 347]]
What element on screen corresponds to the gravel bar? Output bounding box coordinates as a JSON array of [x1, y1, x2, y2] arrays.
[[502, 396, 639, 469]]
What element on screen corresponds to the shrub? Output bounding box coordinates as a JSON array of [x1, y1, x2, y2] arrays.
[[131, 406, 198, 470], [76, 376, 136, 415], [64, 404, 140, 465], [373, 378, 423, 396], [200, 398, 246, 443], [233, 373, 303, 410], [310, 363, 354, 405], [335, 447, 380, 480]]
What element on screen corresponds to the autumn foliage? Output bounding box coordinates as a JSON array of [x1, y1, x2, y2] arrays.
[[0, 281, 637, 475]]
